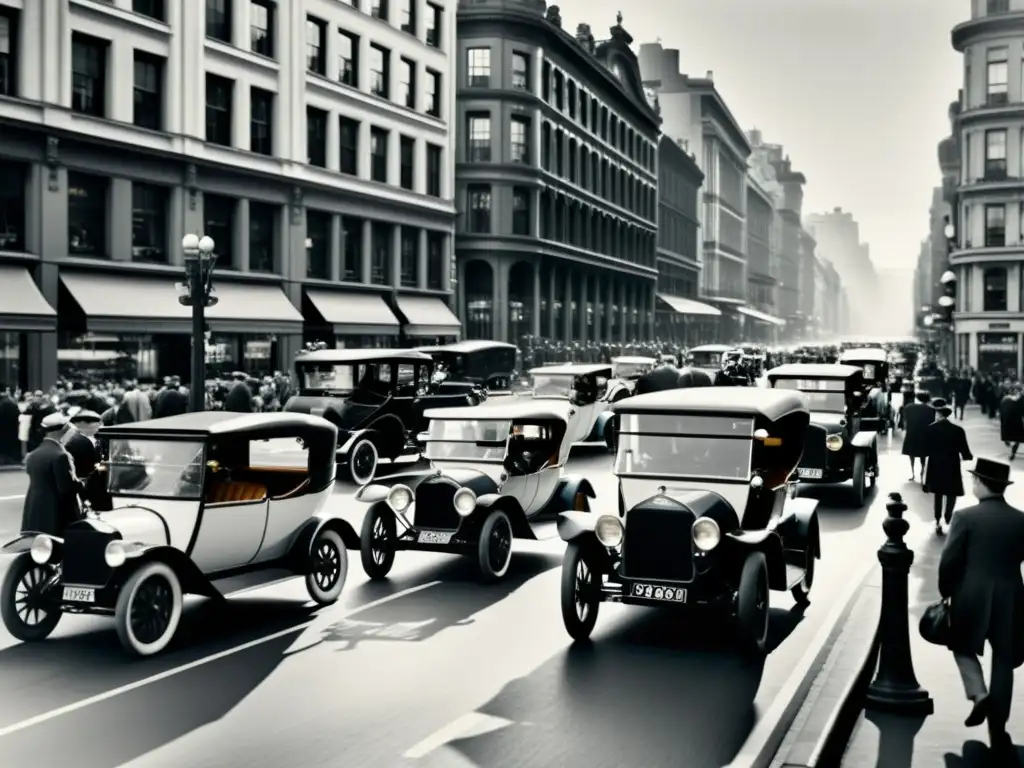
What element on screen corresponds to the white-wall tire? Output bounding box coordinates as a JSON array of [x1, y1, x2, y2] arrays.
[[114, 562, 183, 657], [306, 528, 348, 605], [347, 439, 378, 486]]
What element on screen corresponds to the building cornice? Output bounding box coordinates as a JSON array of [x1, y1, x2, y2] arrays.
[[952, 12, 1024, 51]]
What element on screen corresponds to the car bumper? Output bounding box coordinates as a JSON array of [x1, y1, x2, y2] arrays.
[[600, 566, 732, 608]]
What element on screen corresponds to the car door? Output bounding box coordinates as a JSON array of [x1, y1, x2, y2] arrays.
[[501, 473, 538, 515], [189, 499, 269, 573]]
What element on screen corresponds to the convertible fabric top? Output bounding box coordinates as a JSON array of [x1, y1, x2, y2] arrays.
[[839, 348, 887, 363], [98, 411, 337, 437], [613, 387, 807, 421], [528, 364, 613, 376], [611, 356, 657, 365], [431, 340, 517, 353], [766, 363, 863, 380], [424, 399, 571, 423], [295, 349, 433, 364]]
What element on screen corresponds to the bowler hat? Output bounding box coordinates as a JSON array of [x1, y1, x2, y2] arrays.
[[969, 457, 1014, 486], [931, 398, 948, 409], [40, 412, 67, 431]]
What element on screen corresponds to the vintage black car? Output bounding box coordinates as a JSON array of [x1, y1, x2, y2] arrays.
[[558, 387, 820, 655], [285, 349, 473, 484], [838, 347, 891, 432], [766, 363, 880, 506], [414, 340, 520, 397]]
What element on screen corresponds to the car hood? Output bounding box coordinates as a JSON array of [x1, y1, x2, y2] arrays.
[[809, 412, 846, 433]]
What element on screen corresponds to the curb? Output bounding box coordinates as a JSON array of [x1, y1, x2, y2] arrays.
[[725, 558, 879, 768]]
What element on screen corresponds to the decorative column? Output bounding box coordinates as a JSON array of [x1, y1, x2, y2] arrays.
[[531, 263, 542, 336], [360, 219, 372, 284], [604, 277, 614, 340], [547, 266, 557, 338], [329, 214, 342, 282], [495, 259, 510, 343], [578, 273, 589, 343], [562, 268, 573, 343], [618, 281, 628, 344]]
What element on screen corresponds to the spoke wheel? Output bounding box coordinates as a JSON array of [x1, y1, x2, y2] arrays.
[[115, 562, 183, 657], [347, 440, 378, 486], [477, 510, 513, 582], [560, 541, 601, 641], [360, 504, 397, 580], [306, 528, 349, 605], [0, 554, 61, 642]]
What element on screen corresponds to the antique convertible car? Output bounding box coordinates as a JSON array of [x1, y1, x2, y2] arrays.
[[352, 399, 595, 581], [838, 347, 891, 433], [0, 412, 357, 656], [558, 388, 820, 655], [605, 356, 657, 402], [767, 363, 881, 506], [688, 344, 731, 380], [285, 348, 473, 484], [414, 340, 520, 398], [528, 363, 614, 445]]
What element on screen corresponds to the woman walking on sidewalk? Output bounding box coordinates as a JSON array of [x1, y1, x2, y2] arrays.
[[924, 399, 973, 534], [939, 458, 1024, 759], [903, 390, 935, 482]]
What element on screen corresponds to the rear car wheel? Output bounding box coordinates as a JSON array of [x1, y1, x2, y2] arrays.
[[0, 554, 61, 642], [115, 562, 183, 657], [477, 510, 513, 582], [306, 528, 349, 605], [360, 504, 397, 580], [735, 552, 769, 656], [345, 438, 378, 486], [852, 452, 867, 506], [561, 541, 600, 641]]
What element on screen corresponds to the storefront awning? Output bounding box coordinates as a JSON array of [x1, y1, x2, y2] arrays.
[[60, 272, 304, 335], [394, 295, 462, 338], [737, 306, 786, 327], [656, 293, 722, 317], [0, 265, 57, 331], [305, 290, 401, 335]]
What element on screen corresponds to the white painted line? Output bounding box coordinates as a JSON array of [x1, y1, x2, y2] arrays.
[[0, 579, 442, 739], [723, 555, 877, 768], [0, 495, 24, 502], [403, 712, 516, 759]]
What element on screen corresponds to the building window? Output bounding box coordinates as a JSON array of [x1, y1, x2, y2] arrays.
[[203, 194, 236, 267], [371, 0, 388, 21], [133, 52, 163, 130], [580, 91, 589, 127], [68, 172, 108, 257], [511, 52, 529, 91], [985, 203, 1006, 247], [425, 3, 441, 48], [985, 129, 1008, 178], [0, 10, 16, 97], [553, 70, 564, 110], [467, 185, 491, 233], [426, 231, 443, 289], [249, 201, 276, 272], [133, 0, 165, 21], [71, 33, 108, 117], [425, 69, 441, 117], [400, 0, 416, 34], [341, 216, 361, 281], [370, 127, 388, 182], [0, 160, 27, 252], [249, 0, 274, 58], [398, 57, 416, 109], [205, 74, 233, 146], [400, 135, 415, 190], [338, 30, 358, 86], [371, 222, 391, 285], [306, 17, 326, 75], [250, 87, 274, 155], [206, 0, 231, 43], [984, 266, 1008, 311], [426, 144, 442, 197], [567, 81, 577, 118], [131, 183, 168, 264], [307, 107, 327, 167], [400, 227, 418, 287], [339, 117, 359, 175], [306, 209, 331, 280], [467, 48, 490, 87], [369, 44, 389, 98], [510, 116, 529, 163], [467, 114, 491, 162], [512, 188, 530, 236], [987, 47, 1009, 105], [542, 61, 551, 101]]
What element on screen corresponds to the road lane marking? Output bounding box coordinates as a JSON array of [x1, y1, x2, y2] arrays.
[[403, 712, 517, 759], [0, 579, 442, 739], [0, 495, 24, 501]]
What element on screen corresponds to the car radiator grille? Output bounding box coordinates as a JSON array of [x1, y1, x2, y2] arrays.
[[622, 507, 695, 582], [801, 425, 828, 469], [61, 529, 117, 586], [414, 479, 462, 530]]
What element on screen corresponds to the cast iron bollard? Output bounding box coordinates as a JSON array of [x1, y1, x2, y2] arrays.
[[865, 492, 933, 714]]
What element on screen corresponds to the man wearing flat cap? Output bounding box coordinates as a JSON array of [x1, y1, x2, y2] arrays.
[[924, 398, 973, 534], [939, 458, 1024, 757], [20, 413, 82, 536]]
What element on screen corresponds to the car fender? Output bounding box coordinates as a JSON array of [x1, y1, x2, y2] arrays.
[[556, 510, 596, 541], [474, 493, 532, 539], [354, 471, 436, 503], [556, 475, 596, 511], [290, 516, 361, 562], [2, 531, 57, 555], [777, 497, 821, 561], [851, 431, 877, 450], [592, 411, 616, 441], [604, 382, 629, 402], [366, 413, 408, 456], [724, 529, 788, 590], [338, 428, 376, 457], [119, 545, 219, 597]]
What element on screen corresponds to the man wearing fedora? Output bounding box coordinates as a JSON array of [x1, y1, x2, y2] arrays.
[[939, 458, 1024, 757], [19, 412, 82, 536], [925, 398, 974, 534], [902, 390, 935, 482]]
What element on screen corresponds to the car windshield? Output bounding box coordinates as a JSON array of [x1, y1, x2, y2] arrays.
[[106, 439, 205, 499], [424, 419, 510, 462], [773, 378, 847, 413], [690, 352, 723, 368], [614, 432, 752, 480], [613, 362, 652, 379], [297, 363, 357, 394], [532, 374, 574, 398]]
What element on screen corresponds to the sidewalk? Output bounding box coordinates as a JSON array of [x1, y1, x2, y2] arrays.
[[841, 406, 1024, 767]]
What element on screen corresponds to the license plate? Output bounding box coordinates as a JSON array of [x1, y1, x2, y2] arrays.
[[63, 586, 95, 603], [631, 583, 687, 602], [418, 530, 453, 545], [798, 468, 823, 479]]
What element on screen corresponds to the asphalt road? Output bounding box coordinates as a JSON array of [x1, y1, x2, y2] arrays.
[[0, 431, 921, 768]]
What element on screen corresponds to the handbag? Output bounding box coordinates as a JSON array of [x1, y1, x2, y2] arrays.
[[919, 598, 951, 646]]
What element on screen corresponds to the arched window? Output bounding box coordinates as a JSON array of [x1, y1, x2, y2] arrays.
[[984, 267, 1008, 311]]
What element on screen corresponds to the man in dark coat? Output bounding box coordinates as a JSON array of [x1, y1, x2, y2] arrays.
[[20, 413, 82, 536], [0, 390, 20, 464], [924, 399, 973, 533], [939, 458, 1024, 756], [902, 390, 935, 482], [999, 386, 1024, 461], [155, 376, 189, 419], [952, 371, 971, 420], [66, 409, 110, 511], [223, 376, 254, 412]]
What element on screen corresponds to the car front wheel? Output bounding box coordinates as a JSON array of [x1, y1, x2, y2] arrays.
[[306, 528, 349, 605], [477, 510, 513, 582], [0, 553, 61, 642], [115, 561, 183, 657], [735, 551, 769, 656], [360, 504, 397, 580], [560, 541, 600, 641]]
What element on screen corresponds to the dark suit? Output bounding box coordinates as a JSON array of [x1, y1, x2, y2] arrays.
[[939, 497, 1024, 729], [20, 438, 81, 535], [155, 388, 188, 419], [223, 381, 254, 412], [925, 417, 973, 524], [901, 402, 935, 458]]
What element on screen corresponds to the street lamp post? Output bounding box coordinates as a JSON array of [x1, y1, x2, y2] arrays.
[[179, 234, 218, 412]]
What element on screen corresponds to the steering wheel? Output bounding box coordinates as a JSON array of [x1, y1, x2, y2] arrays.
[[504, 451, 532, 476]]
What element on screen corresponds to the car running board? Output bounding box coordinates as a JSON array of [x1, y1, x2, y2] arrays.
[[209, 567, 297, 598]]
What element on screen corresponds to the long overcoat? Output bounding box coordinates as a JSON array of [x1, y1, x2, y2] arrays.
[[0, 394, 20, 462], [999, 395, 1024, 443], [20, 438, 81, 535], [939, 498, 1024, 668], [901, 402, 935, 458], [923, 418, 973, 496]]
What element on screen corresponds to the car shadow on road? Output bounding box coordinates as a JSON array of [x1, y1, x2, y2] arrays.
[[797, 481, 878, 529]]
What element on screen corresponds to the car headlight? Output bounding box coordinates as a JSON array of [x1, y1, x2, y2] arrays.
[[692, 517, 721, 552], [104, 540, 126, 568], [387, 484, 413, 513], [453, 487, 477, 517], [826, 434, 844, 451], [30, 535, 53, 565], [595, 515, 624, 548]]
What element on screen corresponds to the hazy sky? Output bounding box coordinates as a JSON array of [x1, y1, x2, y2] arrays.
[[555, 0, 964, 271]]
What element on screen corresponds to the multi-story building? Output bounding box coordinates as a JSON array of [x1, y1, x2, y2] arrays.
[[0, 0, 458, 390], [798, 228, 818, 337], [804, 207, 878, 335], [762, 149, 808, 341], [744, 130, 785, 342], [654, 135, 717, 345], [638, 43, 751, 341], [454, 2, 660, 345]]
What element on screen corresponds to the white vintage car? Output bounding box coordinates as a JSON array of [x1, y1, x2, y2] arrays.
[[606, 356, 658, 402], [0, 412, 357, 657], [353, 399, 596, 581], [527, 363, 615, 445]]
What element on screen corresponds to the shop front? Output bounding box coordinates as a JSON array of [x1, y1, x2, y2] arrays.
[[977, 332, 1019, 376], [393, 295, 461, 346], [303, 289, 401, 349], [0, 264, 57, 391], [737, 306, 786, 344], [655, 294, 721, 347]]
